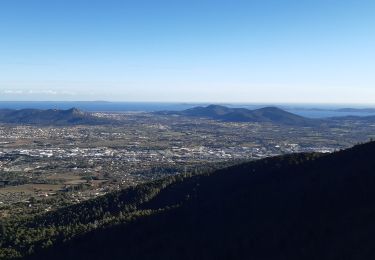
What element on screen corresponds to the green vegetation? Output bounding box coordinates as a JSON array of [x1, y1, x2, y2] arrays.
[[2, 141, 375, 259], [0, 162, 229, 259]]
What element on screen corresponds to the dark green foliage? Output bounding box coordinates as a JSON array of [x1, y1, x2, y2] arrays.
[[3, 142, 375, 259]]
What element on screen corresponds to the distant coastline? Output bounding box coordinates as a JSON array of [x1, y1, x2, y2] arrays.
[[1, 101, 375, 118]]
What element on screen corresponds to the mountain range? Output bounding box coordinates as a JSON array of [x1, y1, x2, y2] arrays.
[[1, 141, 371, 259], [158, 104, 320, 126], [1, 105, 374, 126], [158, 104, 375, 125], [0, 108, 112, 125]]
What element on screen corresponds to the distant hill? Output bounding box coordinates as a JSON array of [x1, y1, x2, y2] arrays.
[[4, 141, 374, 259], [157, 104, 319, 126], [330, 114, 375, 122], [332, 108, 375, 113], [0, 108, 113, 125]]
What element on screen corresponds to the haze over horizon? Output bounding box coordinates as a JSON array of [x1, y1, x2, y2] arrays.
[[1, 0, 374, 103]]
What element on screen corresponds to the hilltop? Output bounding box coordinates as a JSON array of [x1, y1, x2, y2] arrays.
[[158, 104, 319, 126], [0, 108, 113, 125]]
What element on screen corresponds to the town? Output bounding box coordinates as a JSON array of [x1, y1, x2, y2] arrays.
[[0, 111, 373, 217]]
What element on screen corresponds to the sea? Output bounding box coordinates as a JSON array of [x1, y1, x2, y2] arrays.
[[0, 101, 375, 119]]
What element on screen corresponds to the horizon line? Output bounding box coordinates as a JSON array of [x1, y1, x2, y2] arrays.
[[1, 100, 375, 106]]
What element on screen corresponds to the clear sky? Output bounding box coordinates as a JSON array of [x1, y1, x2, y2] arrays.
[[0, 0, 374, 103]]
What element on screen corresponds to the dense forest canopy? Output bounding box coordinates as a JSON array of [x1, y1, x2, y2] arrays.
[[1, 142, 375, 259]]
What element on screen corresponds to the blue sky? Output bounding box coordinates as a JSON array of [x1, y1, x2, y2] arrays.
[[0, 0, 374, 103]]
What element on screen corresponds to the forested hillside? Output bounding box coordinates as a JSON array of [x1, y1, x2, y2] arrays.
[[2, 142, 375, 259], [158, 105, 319, 126], [0, 108, 113, 125]]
